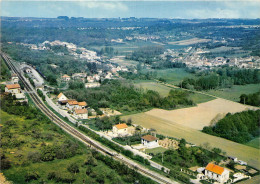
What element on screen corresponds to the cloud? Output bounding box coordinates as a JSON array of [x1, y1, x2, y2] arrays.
[[189, 8, 241, 18], [77, 1, 128, 11]]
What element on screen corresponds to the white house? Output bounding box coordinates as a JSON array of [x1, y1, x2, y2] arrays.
[[66, 100, 79, 110], [78, 101, 87, 109], [74, 109, 88, 119], [62, 74, 71, 81], [204, 163, 229, 183], [5, 84, 21, 94], [112, 123, 128, 136], [141, 135, 159, 148], [85, 82, 101, 88], [11, 74, 19, 84], [57, 93, 68, 102]]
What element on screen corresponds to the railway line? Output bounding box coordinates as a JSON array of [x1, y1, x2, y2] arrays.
[[1, 52, 175, 184]]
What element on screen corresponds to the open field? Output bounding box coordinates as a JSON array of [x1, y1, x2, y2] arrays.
[[208, 46, 242, 53], [110, 56, 139, 67], [134, 81, 215, 104], [142, 68, 195, 85], [205, 84, 260, 102], [246, 137, 260, 149], [144, 98, 258, 130], [122, 112, 260, 170], [145, 147, 168, 155], [168, 38, 211, 45]]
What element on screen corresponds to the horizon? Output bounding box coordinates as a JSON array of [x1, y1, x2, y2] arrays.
[[1, 1, 260, 19]]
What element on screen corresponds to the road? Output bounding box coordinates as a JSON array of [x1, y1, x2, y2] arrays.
[[1, 52, 177, 184]]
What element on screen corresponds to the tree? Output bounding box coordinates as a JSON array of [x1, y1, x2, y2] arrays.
[[67, 162, 80, 174], [25, 171, 39, 182]]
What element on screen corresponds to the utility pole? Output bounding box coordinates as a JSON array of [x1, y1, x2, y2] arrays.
[[162, 152, 164, 163]]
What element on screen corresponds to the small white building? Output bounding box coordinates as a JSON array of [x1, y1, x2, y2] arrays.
[[85, 82, 101, 88], [78, 101, 87, 109], [11, 74, 19, 84], [74, 109, 88, 119], [66, 100, 79, 110], [5, 84, 21, 94], [204, 163, 229, 183], [141, 135, 159, 148], [113, 123, 128, 136], [57, 93, 68, 102], [62, 74, 71, 81]]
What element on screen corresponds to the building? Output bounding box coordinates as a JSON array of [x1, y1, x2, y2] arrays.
[[78, 101, 87, 109], [113, 123, 128, 136], [57, 93, 68, 102], [11, 74, 19, 84], [62, 74, 71, 81], [74, 109, 88, 119], [85, 82, 101, 88], [5, 84, 21, 94], [204, 163, 229, 183], [141, 135, 159, 148], [66, 100, 79, 110]]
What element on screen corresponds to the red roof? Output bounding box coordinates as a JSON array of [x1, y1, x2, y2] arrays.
[[205, 163, 224, 175], [67, 100, 78, 105], [75, 109, 88, 114], [141, 135, 158, 142], [6, 84, 20, 89], [114, 123, 128, 129], [78, 101, 87, 106]]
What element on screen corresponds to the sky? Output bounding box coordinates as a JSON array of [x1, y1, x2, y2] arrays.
[[1, 0, 260, 19]]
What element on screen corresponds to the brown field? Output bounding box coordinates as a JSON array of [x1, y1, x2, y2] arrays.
[[144, 98, 258, 130], [122, 112, 260, 170], [168, 38, 211, 45], [122, 99, 260, 169]]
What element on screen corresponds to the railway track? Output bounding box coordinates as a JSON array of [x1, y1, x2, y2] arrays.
[[1, 52, 175, 184]]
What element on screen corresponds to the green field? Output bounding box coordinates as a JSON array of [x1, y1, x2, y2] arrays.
[[246, 137, 260, 149], [154, 68, 195, 85], [205, 84, 260, 102], [134, 81, 215, 104], [145, 147, 168, 155]]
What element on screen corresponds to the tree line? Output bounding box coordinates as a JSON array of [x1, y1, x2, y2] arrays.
[[202, 110, 260, 143], [240, 90, 260, 107]]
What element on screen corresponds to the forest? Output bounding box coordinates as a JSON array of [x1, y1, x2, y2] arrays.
[[64, 80, 194, 113], [202, 110, 260, 143], [0, 94, 155, 184], [240, 90, 260, 107], [0, 58, 11, 81], [181, 67, 260, 90]]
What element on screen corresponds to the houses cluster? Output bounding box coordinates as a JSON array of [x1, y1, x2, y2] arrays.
[[4, 74, 27, 103], [57, 92, 92, 119], [162, 47, 260, 69]]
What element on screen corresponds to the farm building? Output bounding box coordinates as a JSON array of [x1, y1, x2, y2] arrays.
[[66, 100, 79, 110], [62, 74, 71, 81], [78, 101, 87, 109], [204, 163, 229, 183], [141, 135, 159, 148], [5, 84, 21, 94], [74, 109, 88, 119], [57, 93, 68, 102], [113, 123, 128, 136]]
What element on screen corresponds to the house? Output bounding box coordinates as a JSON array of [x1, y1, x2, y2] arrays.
[[62, 74, 71, 81], [74, 109, 88, 119], [66, 100, 79, 110], [85, 82, 101, 88], [5, 84, 21, 94], [57, 93, 68, 102], [204, 163, 229, 183], [11, 74, 19, 84], [87, 76, 94, 83], [113, 123, 128, 136], [78, 101, 87, 109], [141, 135, 159, 148]]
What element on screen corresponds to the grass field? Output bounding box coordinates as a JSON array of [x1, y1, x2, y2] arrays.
[[246, 137, 260, 149], [134, 81, 215, 104], [168, 38, 211, 45], [145, 147, 168, 155], [122, 112, 260, 170], [205, 84, 260, 102]]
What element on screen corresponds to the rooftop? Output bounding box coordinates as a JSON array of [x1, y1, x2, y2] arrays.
[[205, 163, 225, 175], [6, 84, 20, 89], [75, 108, 88, 114], [78, 101, 87, 106], [67, 100, 78, 105], [114, 123, 128, 129], [141, 135, 158, 142]]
